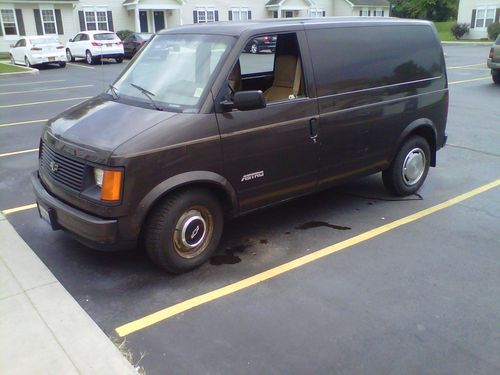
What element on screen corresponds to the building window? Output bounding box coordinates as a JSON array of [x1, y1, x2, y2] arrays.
[[196, 8, 217, 23], [1, 9, 18, 35], [374, 9, 383, 17], [41, 9, 57, 34], [273, 10, 278, 18], [284, 10, 294, 18], [475, 7, 496, 29], [85, 10, 108, 31], [310, 8, 325, 17], [360, 9, 369, 17], [230, 8, 250, 21]]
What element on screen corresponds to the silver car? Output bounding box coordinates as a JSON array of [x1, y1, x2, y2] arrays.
[[487, 35, 500, 84]]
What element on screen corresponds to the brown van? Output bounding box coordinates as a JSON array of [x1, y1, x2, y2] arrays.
[[32, 18, 448, 273]]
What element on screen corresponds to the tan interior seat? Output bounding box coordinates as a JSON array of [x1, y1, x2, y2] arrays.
[[264, 54, 302, 102], [228, 60, 242, 94]]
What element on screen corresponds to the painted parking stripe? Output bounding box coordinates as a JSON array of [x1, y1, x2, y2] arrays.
[[115, 179, 500, 337], [67, 63, 95, 70], [0, 96, 91, 109], [0, 148, 38, 158], [448, 63, 486, 69], [0, 84, 94, 95], [1, 203, 38, 215], [0, 79, 65, 87], [0, 119, 47, 128], [449, 76, 491, 85]]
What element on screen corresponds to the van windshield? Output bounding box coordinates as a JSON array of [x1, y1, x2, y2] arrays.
[[113, 34, 233, 112]]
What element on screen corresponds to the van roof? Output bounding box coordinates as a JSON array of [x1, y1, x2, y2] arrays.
[[159, 17, 433, 37]]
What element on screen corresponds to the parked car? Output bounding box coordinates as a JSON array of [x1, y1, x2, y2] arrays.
[[33, 19, 448, 274], [66, 31, 124, 65], [487, 35, 500, 84], [9, 36, 66, 68], [244, 35, 277, 54], [123, 32, 153, 58]]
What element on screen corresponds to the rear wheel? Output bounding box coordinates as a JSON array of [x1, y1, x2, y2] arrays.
[[24, 56, 31, 67], [66, 49, 75, 62], [86, 50, 95, 65], [382, 135, 431, 196], [59, 62, 66, 68], [144, 189, 223, 273], [493, 70, 500, 85], [115, 55, 124, 63]]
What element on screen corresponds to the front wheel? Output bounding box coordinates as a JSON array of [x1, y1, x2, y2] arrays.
[[10, 54, 15, 65], [382, 135, 431, 196], [59, 62, 66, 68], [144, 189, 223, 273], [86, 50, 95, 65], [115, 55, 124, 63], [250, 43, 258, 54], [493, 70, 500, 85], [24, 56, 31, 67], [66, 49, 75, 62]]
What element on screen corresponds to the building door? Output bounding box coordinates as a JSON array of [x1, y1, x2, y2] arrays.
[[139, 11, 148, 32], [153, 11, 165, 32]]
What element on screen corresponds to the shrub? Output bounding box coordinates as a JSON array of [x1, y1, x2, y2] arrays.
[[451, 23, 470, 40], [487, 23, 500, 41], [116, 30, 134, 41]]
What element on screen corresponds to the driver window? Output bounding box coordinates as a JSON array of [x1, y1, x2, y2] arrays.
[[227, 33, 305, 103]]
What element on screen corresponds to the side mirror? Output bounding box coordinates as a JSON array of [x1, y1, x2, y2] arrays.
[[9, 44, 14, 48], [68, 38, 73, 42], [221, 90, 266, 112]]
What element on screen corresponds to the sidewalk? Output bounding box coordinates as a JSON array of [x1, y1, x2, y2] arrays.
[[0, 213, 137, 374]]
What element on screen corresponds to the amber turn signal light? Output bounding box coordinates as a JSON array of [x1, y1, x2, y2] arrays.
[[101, 170, 122, 201]]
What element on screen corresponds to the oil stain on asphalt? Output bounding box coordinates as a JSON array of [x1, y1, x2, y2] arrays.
[[296, 221, 351, 231], [210, 244, 250, 266]]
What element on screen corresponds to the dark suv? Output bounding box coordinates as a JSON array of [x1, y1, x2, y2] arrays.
[[32, 18, 448, 273], [244, 35, 277, 53]]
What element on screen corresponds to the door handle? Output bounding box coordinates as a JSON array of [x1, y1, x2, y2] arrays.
[[309, 118, 318, 143]]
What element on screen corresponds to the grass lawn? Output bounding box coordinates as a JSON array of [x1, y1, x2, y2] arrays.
[[0, 52, 9, 60], [0, 62, 31, 74], [434, 21, 455, 41]]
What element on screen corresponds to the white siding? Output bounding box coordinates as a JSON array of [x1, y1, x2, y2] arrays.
[[457, 0, 500, 39]]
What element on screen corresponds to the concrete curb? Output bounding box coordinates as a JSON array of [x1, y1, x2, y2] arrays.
[[0, 213, 137, 374], [0, 61, 39, 76], [442, 41, 493, 46]]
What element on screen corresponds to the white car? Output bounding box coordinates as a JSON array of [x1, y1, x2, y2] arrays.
[[9, 36, 66, 68], [66, 31, 124, 65]]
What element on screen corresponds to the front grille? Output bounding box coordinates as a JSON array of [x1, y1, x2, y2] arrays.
[[40, 142, 85, 191]]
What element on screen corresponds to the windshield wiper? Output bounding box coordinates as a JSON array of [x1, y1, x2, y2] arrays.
[[130, 83, 163, 111], [108, 84, 119, 100]]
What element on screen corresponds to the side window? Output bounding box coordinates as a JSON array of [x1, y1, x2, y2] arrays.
[[20, 39, 26, 47], [124, 34, 133, 42], [227, 33, 305, 103], [14, 39, 22, 47], [73, 34, 81, 42], [81, 34, 89, 41]]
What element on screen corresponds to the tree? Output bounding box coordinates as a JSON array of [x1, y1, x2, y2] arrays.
[[390, 0, 458, 21]]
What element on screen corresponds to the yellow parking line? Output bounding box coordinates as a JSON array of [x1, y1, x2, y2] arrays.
[[0, 148, 38, 158], [0, 96, 92, 109], [1, 203, 38, 216], [67, 63, 95, 70], [115, 179, 500, 337], [448, 63, 486, 69], [449, 76, 491, 85], [0, 119, 47, 128], [0, 85, 93, 95], [0, 79, 65, 87]]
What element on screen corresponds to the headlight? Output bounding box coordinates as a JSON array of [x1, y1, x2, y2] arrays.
[[94, 167, 123, 201]]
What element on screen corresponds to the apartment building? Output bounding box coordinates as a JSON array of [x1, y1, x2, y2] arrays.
[[457, 0, 500, 39], [0, 0, 390, 52]]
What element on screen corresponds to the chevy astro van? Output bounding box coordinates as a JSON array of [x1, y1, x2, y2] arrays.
[[32, 18, 448, 273]]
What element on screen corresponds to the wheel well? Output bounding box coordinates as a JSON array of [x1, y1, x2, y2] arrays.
[[408, 126, 437, 167]]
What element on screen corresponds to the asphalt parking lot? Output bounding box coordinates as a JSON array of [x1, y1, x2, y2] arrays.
[[1, 46, 499, 374]]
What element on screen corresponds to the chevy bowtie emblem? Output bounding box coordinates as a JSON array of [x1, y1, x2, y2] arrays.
[[49, 161, 59, 173]]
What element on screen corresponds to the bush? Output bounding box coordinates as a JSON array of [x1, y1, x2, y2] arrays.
[[487, 23, 500, 41], [451, 23, 470, 40], [116, 30, 134, 41]]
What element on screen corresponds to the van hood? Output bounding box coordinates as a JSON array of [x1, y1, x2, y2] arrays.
[[45, 95, 177, 163]]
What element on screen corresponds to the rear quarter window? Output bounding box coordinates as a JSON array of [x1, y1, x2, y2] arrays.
[[306, 25, 443, 96], [95, 33, 118, 41]]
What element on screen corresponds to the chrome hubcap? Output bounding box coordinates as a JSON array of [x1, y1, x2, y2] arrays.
[[66, 50, 71, 60], [402, 148, 426, 185], [173, 207, 212, 259], [86, 53, 91, 63], [251, 44, 257, 53]]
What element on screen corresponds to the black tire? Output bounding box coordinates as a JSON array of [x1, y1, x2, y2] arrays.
[[10, 54, 15, 65], [115, 55, 124, 63], [59, 62, 66, 68], [66, 49, 75, 62], [144, 189, 223, 273], [493, 70, 500, 85], [382, 135, 431, 196], [86, 50, 95, 65], [250, 43, 258, 54], [24, 56, 31, 67]]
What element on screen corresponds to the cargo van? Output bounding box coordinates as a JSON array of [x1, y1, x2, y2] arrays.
[[32, 18, 448, 273]]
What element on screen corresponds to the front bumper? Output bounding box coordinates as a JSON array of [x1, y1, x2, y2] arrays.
[[32, 172, 134, 251], [487, 58, 500, 70]]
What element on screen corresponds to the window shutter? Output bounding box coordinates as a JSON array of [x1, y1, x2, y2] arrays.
[[107, 11, 114, 31], [368, 10, 371, 16], [78, 10, 86, 31], [248, 11, 252, 20], [382, 10, 384, 17], [215, 10, 219, 22], [193, 10, 198, 23], [470, 9, 476, 29], [322, 11, 326, 17], [496, 9, 500, 23], [33, 9, 43, 35], [0, 19, 3, 36], [55, 9, 64, 35], [16, 9, 26, 36], [228, 11, 232, 21], [359, 10, 362, 16]]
